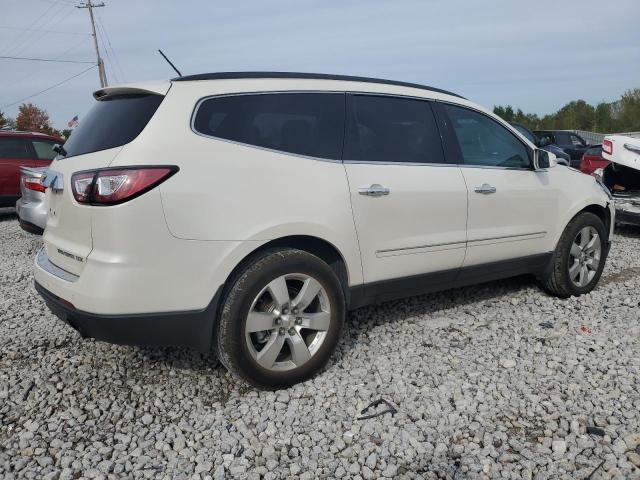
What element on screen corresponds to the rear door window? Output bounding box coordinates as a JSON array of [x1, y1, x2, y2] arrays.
[[0, 138, 31, 159], [31, 140, 58, 160], [193, 93, 345, 160], [344, 94, 444, 164], [62, 94, 163, 158]]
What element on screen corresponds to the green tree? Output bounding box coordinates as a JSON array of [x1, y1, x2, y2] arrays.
[[0, 110, 16, 130]]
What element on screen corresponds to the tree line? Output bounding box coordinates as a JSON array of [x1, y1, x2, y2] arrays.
[[494, 88, 640, 133], [0, 103, 72, 139]]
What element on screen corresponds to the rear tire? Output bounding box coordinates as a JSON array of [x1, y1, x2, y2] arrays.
[[215, 248, 345, 388], [542, 212, 608, 297]]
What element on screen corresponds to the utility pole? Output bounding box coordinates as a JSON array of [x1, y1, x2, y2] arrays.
[[76, 1, 107, 87]]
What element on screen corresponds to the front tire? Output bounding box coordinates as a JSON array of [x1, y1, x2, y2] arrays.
[[542, 212, 608, 297], [215, 248, 345, 388]]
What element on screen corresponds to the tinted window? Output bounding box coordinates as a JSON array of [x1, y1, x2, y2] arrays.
[[0, 138, 31, 159], [193, 93, 345, 160], [536, 132, 555, 145], [344, 95, 444, 163], [63, 94, 163, 158], [571, 134, 586, 146], [511, 124, 537, 144], [31, 140, 57, 160], [586, 146, 602, 156], [444, 104, 530, 168], [555, 132, 572, 144]]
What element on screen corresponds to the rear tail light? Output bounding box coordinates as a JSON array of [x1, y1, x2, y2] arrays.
[[23, 175, 46, 193], [602, 139, 613, 155], [71, 166, 178, 205]]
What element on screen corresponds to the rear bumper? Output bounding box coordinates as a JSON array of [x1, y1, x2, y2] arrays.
[[35, 281, 221, 351]]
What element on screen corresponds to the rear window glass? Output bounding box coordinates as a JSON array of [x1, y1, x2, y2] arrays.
[[31, 140, 57, 160], [0, 137, 31, 159], [62, 94, 163, 158], [193, 93, 345, 160], [344, 94, 444, 164], [586, 146, 602, 155]]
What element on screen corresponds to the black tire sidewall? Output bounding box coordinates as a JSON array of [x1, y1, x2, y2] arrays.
[[217, 249, 345, 388], [557, 212, 608, 296]]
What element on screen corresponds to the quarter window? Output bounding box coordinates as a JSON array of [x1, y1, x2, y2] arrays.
[[443, 105, 530, 169], [0, 138, 31, 159], [31, 140, 58, 160], [344, 95, 444, 164], [193, 93, 345, 160], [571, 134, 586, 147]]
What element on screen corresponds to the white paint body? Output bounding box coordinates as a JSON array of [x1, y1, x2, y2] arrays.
[[34, 77, 614, 315]]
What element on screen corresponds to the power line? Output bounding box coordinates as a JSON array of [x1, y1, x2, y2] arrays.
[[1, 64, 97, 109], [0, 26, 91, 36], [12, 3, 72, 57], [0, 1, 58, 55], [0, 55, 95, 64], [95, 11, 125, 82]]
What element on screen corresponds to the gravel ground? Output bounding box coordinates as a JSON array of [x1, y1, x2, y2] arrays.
[[1, 211, 640, 480]]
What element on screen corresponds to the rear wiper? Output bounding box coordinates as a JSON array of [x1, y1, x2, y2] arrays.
[[53, 144, 67, 157]]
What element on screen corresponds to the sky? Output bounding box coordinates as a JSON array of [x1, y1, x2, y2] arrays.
[[1, 0, 639, 130]]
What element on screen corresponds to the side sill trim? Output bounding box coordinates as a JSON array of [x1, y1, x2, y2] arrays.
[[348, 252, 553, 310]]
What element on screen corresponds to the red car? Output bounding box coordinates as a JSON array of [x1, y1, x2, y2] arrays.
[[0, 131, 63, 207], [579, 144, 610, 176]]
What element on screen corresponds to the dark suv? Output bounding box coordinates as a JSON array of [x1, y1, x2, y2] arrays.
[[534, 130, 590, 167], [0, 131, 62, 207]]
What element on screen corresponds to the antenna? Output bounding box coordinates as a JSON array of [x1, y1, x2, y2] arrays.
[[158, 49, 182, 77]]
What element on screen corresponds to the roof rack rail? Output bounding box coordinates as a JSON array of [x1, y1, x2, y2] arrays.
[[172, 71, 465, 99]]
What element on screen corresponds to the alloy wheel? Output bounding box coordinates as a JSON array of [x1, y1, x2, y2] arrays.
[[245, 273, 331, 371], [568, 226, 601, 287]]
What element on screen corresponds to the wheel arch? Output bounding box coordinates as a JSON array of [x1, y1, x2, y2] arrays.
[[221, 235, 352, 307], [578, 203, 612, 238]]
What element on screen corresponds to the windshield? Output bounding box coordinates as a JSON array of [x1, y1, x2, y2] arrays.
[[512, 124, 537, 144], [62, 94, 163, 158]]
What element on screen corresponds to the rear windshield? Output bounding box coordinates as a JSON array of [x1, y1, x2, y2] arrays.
[[62, 94, 163, 158]]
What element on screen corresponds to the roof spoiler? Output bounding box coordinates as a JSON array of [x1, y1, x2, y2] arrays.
[[93, 81, 171, 100]]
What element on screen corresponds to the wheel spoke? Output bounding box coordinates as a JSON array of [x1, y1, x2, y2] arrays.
[[299, 311, 331, 331], [579, 265, 588, 285], [292, 277, 322, 311], [266, 276, 290, 308], [287, 331, 312, 366], [585, 233, 599, 252], [569, 260, 581, 280], [246, 311, 275, 333], [570, 243, 582, 259], [256, 333, 286, 368], [579, 227, 591, 248]]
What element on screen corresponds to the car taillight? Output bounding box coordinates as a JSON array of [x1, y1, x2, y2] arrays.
[[71, 166, 178, 205], [602, 139, 613, 155], [23, 176, 46, 192]]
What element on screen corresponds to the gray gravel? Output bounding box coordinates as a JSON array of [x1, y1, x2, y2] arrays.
[[1, 210, 640, 479]]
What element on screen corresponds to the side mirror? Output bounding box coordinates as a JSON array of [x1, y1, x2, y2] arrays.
[[534, 149, 554, 170]]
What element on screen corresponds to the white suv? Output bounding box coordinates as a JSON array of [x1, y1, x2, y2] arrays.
[[35, 73, 614, 387]]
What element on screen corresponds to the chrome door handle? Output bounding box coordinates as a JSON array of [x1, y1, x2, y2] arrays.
[[358, 184, 390, 197], [474, 183, 497, 195]]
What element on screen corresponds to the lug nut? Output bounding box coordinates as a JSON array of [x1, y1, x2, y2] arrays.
[[289, 328, 296, 336], [278, 327, 285, 335], [282, 307, 288, 314], [295, 317, 302, 325], [292, 307, 299, 314], [275, 318, 282, 326]]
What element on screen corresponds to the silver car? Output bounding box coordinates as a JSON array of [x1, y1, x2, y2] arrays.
[[15, 166, 47, 234]]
